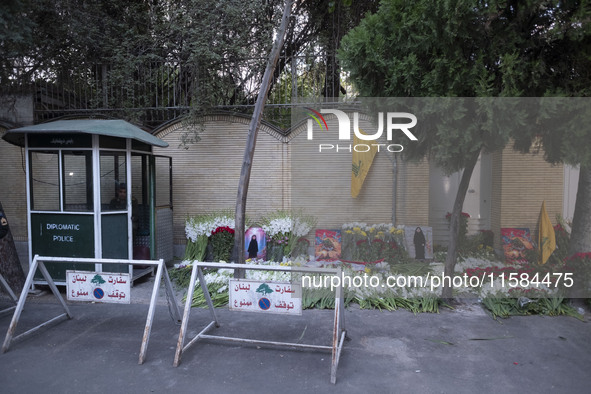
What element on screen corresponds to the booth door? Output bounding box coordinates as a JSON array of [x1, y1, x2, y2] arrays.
[[131, 153, 151, 261], [130, 154, 173, 263], [99, 151, 129, 273]]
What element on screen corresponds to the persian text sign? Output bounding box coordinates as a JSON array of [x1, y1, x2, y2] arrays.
[[66, 270, 130, 304], [229, 279, 302, 315]]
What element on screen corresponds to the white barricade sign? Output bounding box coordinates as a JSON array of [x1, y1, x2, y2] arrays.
[[2, 255, 182, 365], [66, 271, 131, 304], [229, 279, 302, 315], [173, 262, 346, 384]]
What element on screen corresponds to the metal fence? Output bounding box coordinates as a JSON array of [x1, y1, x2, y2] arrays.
[[3, 52, 356, 129]]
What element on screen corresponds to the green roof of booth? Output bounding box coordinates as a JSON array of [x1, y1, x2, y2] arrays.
[[2, 119, 168, 148]]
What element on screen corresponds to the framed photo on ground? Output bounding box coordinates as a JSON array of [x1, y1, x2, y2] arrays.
[[315, 230, 342, 261], [245, 227, 266, 260], [501, 228, 534, 263], [404, 226, 433, 260]]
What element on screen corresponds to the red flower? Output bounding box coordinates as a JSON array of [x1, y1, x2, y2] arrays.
[[445, 212, 471, 219], [212, 226, 234, 235], [553, 224, 566, 233]]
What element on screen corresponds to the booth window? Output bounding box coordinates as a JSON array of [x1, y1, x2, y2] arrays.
[[29, 150, 93, 212], [30, 151, 60, 211], [63, 151, 93, 212], [131, 153, 149, 235], [100, 152, 128, 211]]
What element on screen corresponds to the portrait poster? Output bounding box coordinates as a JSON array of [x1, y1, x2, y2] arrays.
[[501, 228, 534, 263], [245, 227, 266, 260], [315, 230, 342, 261], [404, 226, 433, 259]]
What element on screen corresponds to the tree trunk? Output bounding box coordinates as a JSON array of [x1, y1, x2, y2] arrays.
[[567, 164, 591, 298], [441, 150, 481, 300], [0, 202, 26, 295], [568, 164, 591, 255], [233, 0, 293, 278]]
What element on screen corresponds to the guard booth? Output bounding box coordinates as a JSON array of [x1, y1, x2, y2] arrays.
[[2, 119, 173, 285]]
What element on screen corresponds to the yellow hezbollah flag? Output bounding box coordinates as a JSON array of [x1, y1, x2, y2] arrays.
[[538, 200, 556, 265], [351, 129, 378, 198]]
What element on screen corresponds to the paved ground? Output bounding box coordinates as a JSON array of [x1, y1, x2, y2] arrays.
[[0, 275, 590, 393]]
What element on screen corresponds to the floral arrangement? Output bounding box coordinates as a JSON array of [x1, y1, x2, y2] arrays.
[[184, 209, 247, 262], [183, 258, 440, 313], [170, 247, 583, 318], [185, 211, 236, 241], [210, 226, 235, 262], [341, 222, 406, 264], [480, 291, 579, 319], [455, 255, 582, 319], [175, 211, 583, 319], [189, 268, 233, 308], [260, 210, 316, 260]]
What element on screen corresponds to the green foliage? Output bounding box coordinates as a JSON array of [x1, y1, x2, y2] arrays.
[[302, 287, 356, 310], [340, 0, 481, 97], [357, 294, 440, 314], [0, 0, 34, 74], [338, 1, 591, 296], [300, 276, 439, 313], [169, 265, 193, 289], [2, 0, 281, 120], [184, 234, 208, 261], [513, 99, 591, 169], [482, 295, 582, 321], [189, 282, 229, 308], [339, 1, 591, 167], [3, 0, 380, 129], [457, 230, 497, 261]]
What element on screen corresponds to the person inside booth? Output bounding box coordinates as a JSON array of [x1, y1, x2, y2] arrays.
[[109, 183, 138, 230], [110, 183, 129, 210]]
